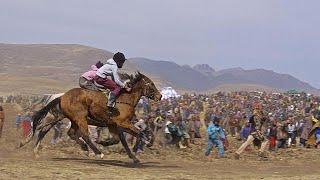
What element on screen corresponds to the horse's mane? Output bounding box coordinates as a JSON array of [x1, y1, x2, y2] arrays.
[[119, 72, 144, 86]]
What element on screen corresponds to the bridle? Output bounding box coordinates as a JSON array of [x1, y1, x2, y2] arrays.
[[116, 78, 157, 107], [142, 78, 156, 100]]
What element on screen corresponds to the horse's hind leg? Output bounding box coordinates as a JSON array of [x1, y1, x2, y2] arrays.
[[73, 117, 104, 158], [33, 122, 56, 158], [20, 114, 56, 149], [67, 124, 89, 153], [19, 131, 33, 148]]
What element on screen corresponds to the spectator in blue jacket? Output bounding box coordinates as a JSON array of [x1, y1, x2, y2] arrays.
[[205, 117, 225, 158], [15, 112, 23, 130]]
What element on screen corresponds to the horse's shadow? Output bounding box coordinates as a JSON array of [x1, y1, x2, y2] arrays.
[[51, 157, 180, 169]]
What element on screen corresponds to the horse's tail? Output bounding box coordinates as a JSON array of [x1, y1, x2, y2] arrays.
[[32, 97, 61, 134]]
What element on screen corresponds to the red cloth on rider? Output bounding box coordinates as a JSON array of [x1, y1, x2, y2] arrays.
[[94, 76, 121, 96]]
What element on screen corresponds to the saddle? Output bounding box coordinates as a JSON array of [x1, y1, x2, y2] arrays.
[[93, 81, 110, 93], [92, 81, 120, 116]]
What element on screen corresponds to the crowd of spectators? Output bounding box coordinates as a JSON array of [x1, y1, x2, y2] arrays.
[[1, 90, 320, 158], [135, 91, 320, 156]]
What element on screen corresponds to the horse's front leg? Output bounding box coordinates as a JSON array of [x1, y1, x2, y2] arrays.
[[118, 127, 140, 164]]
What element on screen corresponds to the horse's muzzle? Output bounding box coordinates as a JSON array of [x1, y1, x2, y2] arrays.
[[154, 94, 162, 101]]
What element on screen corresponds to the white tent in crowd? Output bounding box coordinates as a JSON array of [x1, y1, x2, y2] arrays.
[[161, 87, 180, 99]]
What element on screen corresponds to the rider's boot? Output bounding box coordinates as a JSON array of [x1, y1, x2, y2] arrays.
[[107, 92, 116, 107], [106, 92, 118, 116]]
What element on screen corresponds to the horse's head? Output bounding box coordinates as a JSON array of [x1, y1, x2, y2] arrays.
[[131, 72, 162, 101]]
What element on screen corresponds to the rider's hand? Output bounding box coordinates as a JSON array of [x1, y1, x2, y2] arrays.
[[125, 87, 132, 92]]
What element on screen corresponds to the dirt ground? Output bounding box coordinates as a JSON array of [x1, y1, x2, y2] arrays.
[[0, 104, 320, 180]]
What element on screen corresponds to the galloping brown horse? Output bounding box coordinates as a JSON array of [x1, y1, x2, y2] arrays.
[[30, 72, 162, 163]]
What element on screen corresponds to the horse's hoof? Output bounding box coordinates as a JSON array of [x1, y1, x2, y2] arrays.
[[95, 153, 104, 159], [16, 143, 22, 149], [234, 153, 240, 160], [18, 142, 23, 148], [100, 153, 105, 159], [146, 143, 153, 148], [34, 153, 40, 159], [88, 152, 95, 157], [133, 158, 140, 164]]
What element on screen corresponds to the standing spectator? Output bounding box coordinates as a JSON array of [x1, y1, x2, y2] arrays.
[[277, 124, 288, 149], [287, 120, 296, 147], [22, 112, 32, 138], [240, 121, 251, 141], [229, 118, 238, 137], [152, 112, 164, 135], [300, 115, 312, 147], [194, 115, 202, 138], [268, 121, 277, 151], [205, 117, 225, 158], [0, 106, 5, 138], [187, 114, 195, 144], [165, 115, 185, 149], [15, 112, 23, 131], [133, 116, 148, 153], [177, 116, 191, 148], [164, 119, 173, 145]]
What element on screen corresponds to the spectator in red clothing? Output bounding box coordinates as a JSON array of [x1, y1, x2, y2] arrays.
[[22, 111, 33, 138], [268, 120, 278, 151]]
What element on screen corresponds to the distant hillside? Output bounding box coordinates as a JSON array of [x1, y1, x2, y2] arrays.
[[132, 57, 319, 94], [193, 64, 216, 77], [0, 43, 113, 82], [213, 68, 315, 91], [0, 43, 318, 95], [130, 58, 213, 91]]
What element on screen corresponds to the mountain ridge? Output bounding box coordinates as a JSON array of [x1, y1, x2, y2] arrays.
[[0, 43, 318, 95]]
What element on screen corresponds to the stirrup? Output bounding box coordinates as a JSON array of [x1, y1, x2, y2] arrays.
[[107, 93, 116, 107]]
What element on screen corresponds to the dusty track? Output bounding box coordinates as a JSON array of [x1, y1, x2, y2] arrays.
[[0, 104, 320, 179]]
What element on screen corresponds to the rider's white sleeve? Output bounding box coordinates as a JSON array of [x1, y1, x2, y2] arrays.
[[112, 67, 125, 88]]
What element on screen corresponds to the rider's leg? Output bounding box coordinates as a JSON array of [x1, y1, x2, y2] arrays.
[[107, 92, 117, 107], [94, 76, 121, 108], [107, 83, 121, 108]]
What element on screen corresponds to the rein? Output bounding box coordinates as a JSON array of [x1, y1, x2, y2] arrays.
[[114, 76, 156, 107]]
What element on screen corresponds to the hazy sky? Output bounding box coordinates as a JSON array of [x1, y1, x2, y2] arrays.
[[0, 0, 319, 88]]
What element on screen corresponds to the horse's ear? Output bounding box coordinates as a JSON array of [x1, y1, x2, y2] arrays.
[[137, 71, 143, 78], [134, 71, 141, 79], [133, 71, 138, 77]]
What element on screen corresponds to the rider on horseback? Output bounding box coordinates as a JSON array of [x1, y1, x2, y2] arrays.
[[94, 52, 131, 108]]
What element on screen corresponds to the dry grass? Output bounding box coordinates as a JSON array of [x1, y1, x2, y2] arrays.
[[0, 76, 75, 95]]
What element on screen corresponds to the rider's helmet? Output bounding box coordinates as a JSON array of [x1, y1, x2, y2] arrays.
[[113, 52, 126, 68]]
